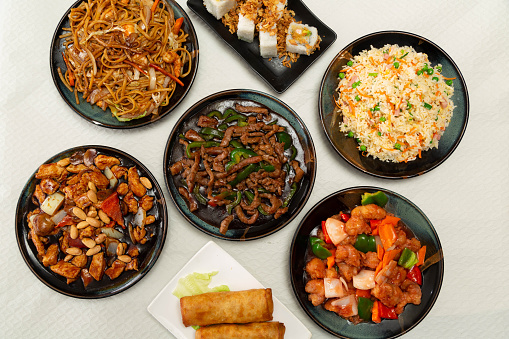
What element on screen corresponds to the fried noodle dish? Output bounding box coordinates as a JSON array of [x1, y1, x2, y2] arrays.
[[58, 0, 192, 121]]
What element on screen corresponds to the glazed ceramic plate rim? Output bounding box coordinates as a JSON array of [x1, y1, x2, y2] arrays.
[[50, 0, 199, 129], [186, 0, 336, 93], [15, 145, 168, 298], [290, 186, 444, 338], [319, 30, 469, 179], [147, 240, 311, 339], [163, 88, 316, 241]]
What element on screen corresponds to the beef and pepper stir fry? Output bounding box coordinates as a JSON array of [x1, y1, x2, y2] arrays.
[[170, 102, 305, 234], [27, 148, 157, 287], [304, 191, 426, 324]]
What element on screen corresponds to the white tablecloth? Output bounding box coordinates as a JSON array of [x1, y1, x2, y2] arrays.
[[1, 0, 507, 338]]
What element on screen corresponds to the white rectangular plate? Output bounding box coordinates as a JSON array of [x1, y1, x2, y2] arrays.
[[147, 241, 311, 339]]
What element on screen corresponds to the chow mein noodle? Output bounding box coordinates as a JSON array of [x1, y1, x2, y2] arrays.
[[58, 0, 192, 121]]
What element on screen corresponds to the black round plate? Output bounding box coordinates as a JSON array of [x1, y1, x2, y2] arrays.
[[16, 145, 168, 298], [290, 186, 444, 338], [319, 31, 469, 178], [50, 0, 199, 129], [163, 89, 316, 240]]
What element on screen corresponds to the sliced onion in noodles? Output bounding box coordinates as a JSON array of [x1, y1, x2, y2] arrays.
[[83, 46, 97, 76], [133, 68, 140, 80], [163, 76, 171, 88], [148, 67, 157, 90]]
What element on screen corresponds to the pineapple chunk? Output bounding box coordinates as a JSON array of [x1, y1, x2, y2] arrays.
[[40, 192, 65, 216]]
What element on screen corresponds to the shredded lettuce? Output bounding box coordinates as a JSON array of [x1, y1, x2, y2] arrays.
[[172, 271, 229, 299]]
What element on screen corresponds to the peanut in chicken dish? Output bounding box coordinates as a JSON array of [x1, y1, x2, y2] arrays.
[[26, 148, 158, 288], [169, 101, 306, 235], [304, 191, 426, 324]]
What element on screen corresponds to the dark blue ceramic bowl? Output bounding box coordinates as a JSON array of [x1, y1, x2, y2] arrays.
[[16, 145, 168, 298], [319, 31, 469, 178], [290, 186, 444, 338], [50, 0, 199, 129], [164, 89, 316, 240]]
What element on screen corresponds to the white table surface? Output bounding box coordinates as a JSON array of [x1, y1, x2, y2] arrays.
[[1, 0, 508, 338]]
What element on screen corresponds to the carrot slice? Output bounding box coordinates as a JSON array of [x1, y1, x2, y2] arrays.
[[356, 289, 371, 298], [377, 244, 384, 261], [375, 261, 383, 277], [151, 0, 161, 13], [372, 301, 381, 323], [382, 249, 401, 267], [326, 249, 336, 269], [442, 76, 456, 80], [173, 17, 184, 35], [417, 246, 427, 266], [379, 223, 397, 250]]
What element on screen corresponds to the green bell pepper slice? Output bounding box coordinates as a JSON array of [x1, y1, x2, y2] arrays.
[[200, 127, 224, 139], [309, 236, 324, 246], [398, 248, 418, 269], [282, 182, 298, 207], [222, 108, 237, 120], [310, 239, 332, 259], [259, 161, 275, 172], [229, 140, 244, 148], [289, 145, 298, 161], [217, 123, 228, 131], [226, 191, 242, 214], [358, 297, 374, 320], [186, 141, 219, 158], [230, 148, 257, 162], [361, 191, 388, 207], [354, 234, 377, 253], [243, 190, 270, 216], [192, 185, 207, 205], [276, 132, 292, 150], [224, 114, 247, 124], [206, 110, 223, 119], [228, 164, 259, 187]]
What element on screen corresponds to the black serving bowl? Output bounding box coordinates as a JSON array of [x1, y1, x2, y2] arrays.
[[50, 0, 198, 129], [16, 145, 168, 298], [319, 31, 468, 178], [290, 187, 444, 338], [187, 0, 336, 93], [163, 89, 316, 240]]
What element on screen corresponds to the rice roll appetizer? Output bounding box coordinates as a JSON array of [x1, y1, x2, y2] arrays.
[[286, 22, 319, 56], [203, 0, 236, 20], [237, 0, 262, 43]]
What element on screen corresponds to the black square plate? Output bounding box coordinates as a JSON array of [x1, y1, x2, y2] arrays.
[[187, 0, 336, 93]]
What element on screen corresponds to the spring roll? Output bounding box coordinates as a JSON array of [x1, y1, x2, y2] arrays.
[[180, 288, 274, 327], [195, 322, 285, 339]]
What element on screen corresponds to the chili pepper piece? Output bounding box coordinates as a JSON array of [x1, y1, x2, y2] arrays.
[[309, 236, 325, 246], [407, 265, 422, 285], [361, 191, 388, 207], [379, 303, 398, 319], [358, 297, 374, 320], [229, 140, 243, 148], [289, 145, 298, 161], [321, 220, 333, 244], [101, 192, 124, 228], [340, 212, 350, 222], [259, 161, 275, 172]]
